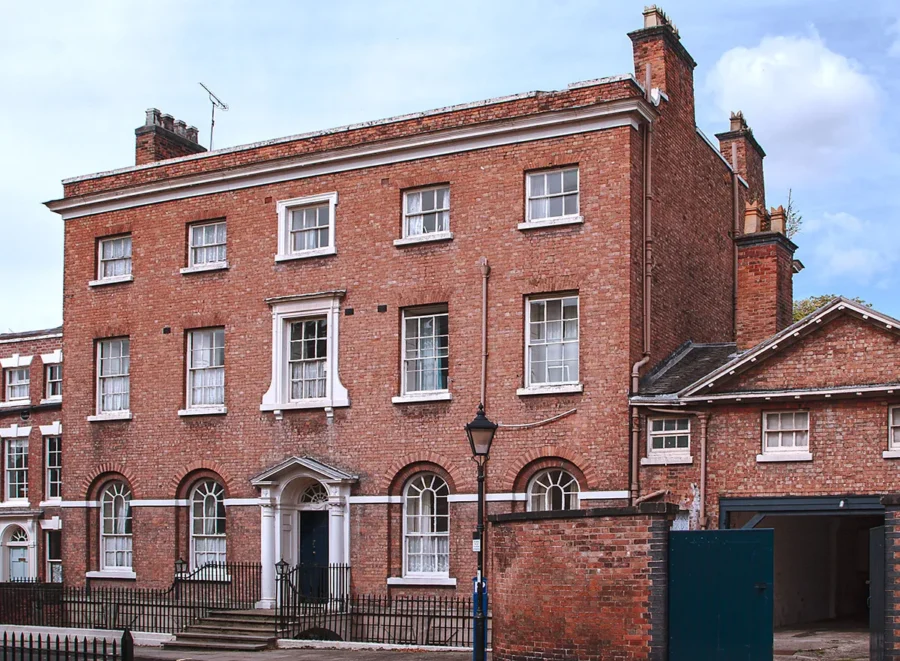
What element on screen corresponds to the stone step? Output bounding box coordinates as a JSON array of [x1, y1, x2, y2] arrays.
[[186, 623, 277, 635], [162, 640, 270, 652], [173, 632, 275, 644], [201, 615, 279, 627]]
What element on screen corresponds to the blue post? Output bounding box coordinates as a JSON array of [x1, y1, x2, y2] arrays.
[[473, 577, 489, 661]]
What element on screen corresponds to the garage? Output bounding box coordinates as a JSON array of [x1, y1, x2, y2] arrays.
[[721, 496, 883, 630]]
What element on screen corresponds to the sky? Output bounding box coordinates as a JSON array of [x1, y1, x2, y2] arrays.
[[1, 0, 898, 332]]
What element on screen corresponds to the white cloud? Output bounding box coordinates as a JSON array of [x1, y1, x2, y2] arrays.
[[706, 32, 880, 184], [802, 211, 897, 287]]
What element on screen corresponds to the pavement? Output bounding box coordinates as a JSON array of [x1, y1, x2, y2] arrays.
[[134, 647, 471, 661], [774, 625, 868, 660]]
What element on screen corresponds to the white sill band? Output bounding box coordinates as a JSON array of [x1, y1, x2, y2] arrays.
[[883, 449, 900, 459], [393, 231, 454, 247], [391, 392, 452, 404], [516, 383, 583, 397], [0, 400, 28, 409], [39, 398, 62, 406], [87, 411, 132, 422], [275, 246, 337, 262], [0, 500, 30, 508], [641, 455, 693, 466], [178, 406, 227, 417], [88, 275, 134, 288], [755, 451, 812, 463], [386, 576, 457, 587], [86, 570, 136, 580], [180, 262, 229, 275], [260, 398, 349, 412], [518, 215, 584, 231]]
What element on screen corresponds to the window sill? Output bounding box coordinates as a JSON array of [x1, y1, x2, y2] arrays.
[[387, 576, 457, 587], [641, 455, 693, 466], [86, 570, 136, 580], [517, 215, 584, 231], [88, 275, 134, 288], [275, 246, 337, 262], [516, 383, 583, 397], [39, 397, 62, 406], [391, 392, 452, 405], [87, 411, 132, 422], [756, 451, 812, 463], [393, 231, 454, 247], [180, 262, 229, 275], [0, 400, 29, 409], [178, 406, 227, 417], [0, 499, 30, 508], [883, 450, 900, 459], [261, 398, 350, 413]]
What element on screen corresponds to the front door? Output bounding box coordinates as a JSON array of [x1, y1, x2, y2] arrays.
[[669, 529, 774, 661], [870, 526, 885, 661], [299, 511, 329, 598]]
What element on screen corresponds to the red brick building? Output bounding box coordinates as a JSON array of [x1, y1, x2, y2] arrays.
[[20, 6, 891, 635], [0, 327, 63, 582]]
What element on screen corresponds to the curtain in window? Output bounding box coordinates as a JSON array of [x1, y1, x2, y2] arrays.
[[404, 474, 450, 575]]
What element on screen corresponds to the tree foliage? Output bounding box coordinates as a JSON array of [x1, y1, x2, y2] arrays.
[[793, 294, 871, 322], [785, 189, 802, 239]]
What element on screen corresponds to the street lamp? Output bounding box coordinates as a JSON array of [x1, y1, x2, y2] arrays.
[[465, 403, 497, 661]]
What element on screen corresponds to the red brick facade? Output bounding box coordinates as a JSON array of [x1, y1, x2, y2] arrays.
[[0, 328, 63, 582]]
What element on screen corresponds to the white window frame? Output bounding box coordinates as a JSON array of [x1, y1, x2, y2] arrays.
[[393, 306, 451, 404], [758, 410, 812, 463], [182, 220, 228, 273], [180, 328, 226, 416], [45, 364, 62, 401], [518, 293, 582, 396], [45, 435, 61, 501], [395, 186, 453, 246], [885, 406, 900, 459], [402, 473, 450, 579], [4, 368, 29, 402], [260, 293, 349, 417], [90, 338, 131, 421], [4, 438, 28, 502], [91, 235, 133, 286], [190, 480, 227, 571], [39, 350, 62, 405], [275, 192, 338, 262], [527, 469, 580, 512], [46, 530, 62, 583], [100, 481, 133, 572], [643, 417, 693, 466], [520, 167, 582, 230]]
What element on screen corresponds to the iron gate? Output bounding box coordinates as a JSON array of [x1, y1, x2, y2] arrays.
[[669, 529, 773, 661]]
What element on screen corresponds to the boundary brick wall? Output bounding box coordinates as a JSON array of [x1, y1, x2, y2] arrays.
[[489, 503, 675, 661]]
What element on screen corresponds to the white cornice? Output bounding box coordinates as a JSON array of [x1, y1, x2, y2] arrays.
[[0, 333, 61, 345], [47, 99, 655, 221]]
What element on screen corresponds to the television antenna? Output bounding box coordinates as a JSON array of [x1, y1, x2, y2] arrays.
[[199, 82, 228, 150]]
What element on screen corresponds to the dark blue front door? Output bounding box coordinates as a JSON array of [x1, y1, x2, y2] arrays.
[[299, 511, 329, 599], [669, 529, 774, 661]]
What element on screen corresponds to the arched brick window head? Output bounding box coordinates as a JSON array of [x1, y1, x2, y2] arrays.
[[101, 481, 132, 571], [403, 474, 449, 577], [527, 469, 579, 512], [191, 480, 226, 569]]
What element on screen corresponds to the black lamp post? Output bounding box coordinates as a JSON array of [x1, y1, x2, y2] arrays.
[[465, 403, 497, 661]]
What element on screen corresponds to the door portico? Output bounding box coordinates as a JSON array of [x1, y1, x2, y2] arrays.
[[251, 456, 357, 608]]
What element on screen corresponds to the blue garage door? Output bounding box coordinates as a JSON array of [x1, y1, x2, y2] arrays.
[[669, 530, 774, 661]]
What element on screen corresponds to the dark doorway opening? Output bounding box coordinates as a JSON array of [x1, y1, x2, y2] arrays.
[[298, 510, 329, 599]]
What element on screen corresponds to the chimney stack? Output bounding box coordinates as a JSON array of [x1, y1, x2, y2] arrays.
[[135, 108, 206, 166], [717, 111, 766, 207], [629, 6, 697, 119], [734, 202, 799, 350]]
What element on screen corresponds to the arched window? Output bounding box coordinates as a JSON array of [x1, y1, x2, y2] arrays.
[[6, 526, 29, 581], [100, 481, 132, 571], [300, 482, 328, 505], [191, 480, 226, 569], [527, 469, 579, 512], [403, 474, 449, 577]]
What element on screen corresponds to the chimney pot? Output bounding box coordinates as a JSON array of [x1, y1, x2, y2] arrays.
[[145, 108, 161, 127], [743, 200, 765, 234], [186, 126, 200, 143], [160, 114, 175, 132], [769, 205, 786, 235], [174, 120, 187, 137]]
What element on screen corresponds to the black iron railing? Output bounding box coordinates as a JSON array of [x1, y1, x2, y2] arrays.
[[0, 630, 133, 660], [0, 562, 261, 635]]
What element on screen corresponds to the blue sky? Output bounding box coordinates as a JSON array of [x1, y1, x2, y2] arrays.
[[1, 0, 898, 331]]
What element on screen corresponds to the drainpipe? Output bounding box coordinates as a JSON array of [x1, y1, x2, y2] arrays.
[[630, 64, 654, 505], [479, 258, 490, 406], [731, 142, 740, 341]]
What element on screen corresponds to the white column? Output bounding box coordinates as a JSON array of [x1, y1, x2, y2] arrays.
[[257, 494, 277, 609], [328, 497, 346, 598]]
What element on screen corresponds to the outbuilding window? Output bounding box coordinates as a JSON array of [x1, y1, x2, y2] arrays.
[[891, 406, 900, 450], [762, 411, 809, 452]]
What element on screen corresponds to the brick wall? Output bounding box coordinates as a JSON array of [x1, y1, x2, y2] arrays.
[[488, 503, 675, 661], [882, 496, 900, 659]]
